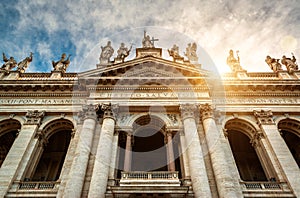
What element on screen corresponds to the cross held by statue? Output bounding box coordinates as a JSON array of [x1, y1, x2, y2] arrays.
[[151, 37, 159, 47]]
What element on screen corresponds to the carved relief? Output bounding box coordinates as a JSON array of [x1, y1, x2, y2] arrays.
[[250, 130, 264, 148], [100, 103, 119, 120], [77, 104, 97, 124], [35, 129, 48, 148], [25, 110, 45, 125], [253, 110, 275, 125], [199, 103, 214, 121], [167, 114, 178, 125]]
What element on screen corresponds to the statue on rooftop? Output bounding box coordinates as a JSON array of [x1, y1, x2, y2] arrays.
[[281, 53, 298, 73], [168, 44, 183, 59], [52, 53, 71, 73], [265, 55, 282, 72], [100, 41, 114, 64], [185, 42, 198, 62], [142, 31, 155, 48], [17, 52, 33, 73], [226, 49, 242, 72], [1, 53, 17, 72], [117, 43, 132, 60]]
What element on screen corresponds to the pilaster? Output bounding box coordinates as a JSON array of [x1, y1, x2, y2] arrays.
[[200, 104, 243, 198], [0, 110, 45, 198], [254, 110, 300, 197]]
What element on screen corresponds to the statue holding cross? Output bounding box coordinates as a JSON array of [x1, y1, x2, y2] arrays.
[[142, 31, 158, 48]]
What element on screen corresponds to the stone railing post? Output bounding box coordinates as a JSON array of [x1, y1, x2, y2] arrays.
[[0, 110, 45, 198], [88, 103, 118, 198], [179, 104, 212, 198], [200, 104, 243, 197], [63, 104, 97, 198], [254, 110, 300, 197]]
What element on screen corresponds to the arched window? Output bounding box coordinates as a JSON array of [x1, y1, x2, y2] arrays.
[[30, 119, 73, 181], [0, 120, 21, 167], [278, 119, 300, 168], [225, 119, 268, 181]]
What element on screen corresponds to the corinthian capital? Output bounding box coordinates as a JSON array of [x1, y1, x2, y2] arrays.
[[253, 110, 274, 125], [179, 104, 198, 121], [99, 103, 119, 120], [199, 103, 214, 121], [25, 110, 45, 125], [77, 104, 97, 123]]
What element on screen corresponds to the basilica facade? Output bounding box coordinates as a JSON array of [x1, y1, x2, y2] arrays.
[[0, 34, 300, 198]]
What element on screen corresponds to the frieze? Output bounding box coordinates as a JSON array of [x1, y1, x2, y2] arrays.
[[90, 92, 209, 99], [0, 98, 86, 105], [213, 98, 299, 105]]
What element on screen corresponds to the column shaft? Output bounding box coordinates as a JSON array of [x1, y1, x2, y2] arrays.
[[180, 104, 212, 198], [166, 133, 175, 172], [124, 133, 132, 172], [64, 105, 97, 198], [88, 104, 116, 198]]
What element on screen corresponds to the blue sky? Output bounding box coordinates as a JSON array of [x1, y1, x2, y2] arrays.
[[1, 0, 299, 73]]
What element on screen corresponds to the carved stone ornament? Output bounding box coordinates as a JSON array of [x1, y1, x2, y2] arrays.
[[253, 110, 275, 125], [35, 129, 48, 148], [199, 103, 214, 121], [25, 110, 45, 125], [250, 130, 264, 148], [78, 104, 97, 122], [179, 104, 198, 121]]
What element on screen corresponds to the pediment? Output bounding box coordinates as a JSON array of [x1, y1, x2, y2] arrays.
[[78, 56, 208, 79]]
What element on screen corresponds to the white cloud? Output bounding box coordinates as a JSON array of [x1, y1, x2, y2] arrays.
[[12, 0, 300, 73]]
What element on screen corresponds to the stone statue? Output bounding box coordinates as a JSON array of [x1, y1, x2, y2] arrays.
[[142, 31, 154, 48], [168, 44, 183, 59], [117, 43, 132, 60], [100, 41, 114, 64], [281, 53, 298, 73], [52, 53, 71, 73], [185, 42, 198, 62], [226, 49, 242, 72], [1, 53, 17, 72], [17, 52, 33, 73], [265, 55, 282, 72]]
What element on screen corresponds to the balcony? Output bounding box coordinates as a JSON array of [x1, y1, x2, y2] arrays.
[[119, 171, 181, 186], [6, 181, 59, 197], [240, 181, 295, 197]]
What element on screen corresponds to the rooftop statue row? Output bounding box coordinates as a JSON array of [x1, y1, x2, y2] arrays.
[[99, 41, 132, 64], [226, 49, 299, 73], [1, 52, 33, 73], [265, 53, 298, 73], [0, 52, 71, 74]]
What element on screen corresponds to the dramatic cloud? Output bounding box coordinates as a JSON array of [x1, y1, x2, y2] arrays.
[[0, 0, 299, 73]]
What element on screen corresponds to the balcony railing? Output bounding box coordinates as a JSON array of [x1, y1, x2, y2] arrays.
[[120, 171, 180, 186], [18, 181, 58, 190]]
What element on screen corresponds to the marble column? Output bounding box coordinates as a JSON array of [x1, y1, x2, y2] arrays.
[[200, 104, 243, 198], [88, 104, 117, 198], [254, 110, 300, 197], [166, 131, 175, 172], [180, 104, 212, 198], [63, 104, 97, 198], [124, 132, 132, 172], [0, 110, 45, 198]]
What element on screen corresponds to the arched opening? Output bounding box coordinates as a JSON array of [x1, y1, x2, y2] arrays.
[[30, 120, 73, 181], [225, 120, 267, 181], [278, 119, 300, 168], [132, 127, 167, 171], [0, 120, 21, 167]]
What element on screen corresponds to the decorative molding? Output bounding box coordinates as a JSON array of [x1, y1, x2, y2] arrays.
[[253, 110, 275, 125], [35, 129, 48, 148], [199, 103, 214, 121], [179, 104, 198, 121], [24, 110, 45, 125]]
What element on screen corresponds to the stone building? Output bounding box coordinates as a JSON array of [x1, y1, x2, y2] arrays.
[[0, 34, 299, 198]]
